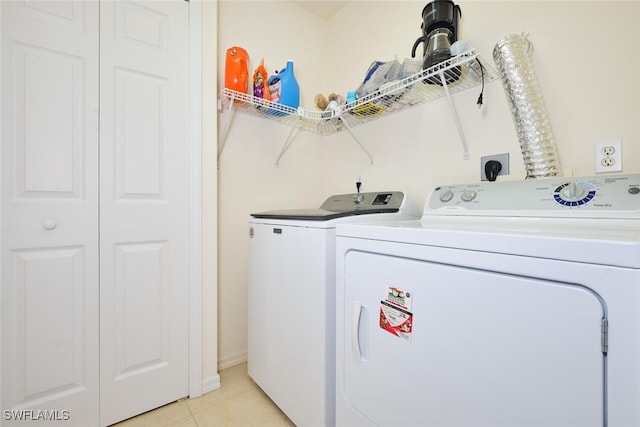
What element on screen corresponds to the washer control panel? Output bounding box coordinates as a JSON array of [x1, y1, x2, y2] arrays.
[[427, 174, 640, 218], [322, 191, 404, 211]]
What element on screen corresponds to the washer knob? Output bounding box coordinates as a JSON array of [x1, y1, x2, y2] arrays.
[[353, 194, 365, 205], [460, 190, 477, 202], [439, 190, 454, 202]]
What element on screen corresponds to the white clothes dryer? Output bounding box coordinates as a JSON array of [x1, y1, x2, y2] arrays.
[[248, 191, 419, 427], [335, 174, 640, 427]]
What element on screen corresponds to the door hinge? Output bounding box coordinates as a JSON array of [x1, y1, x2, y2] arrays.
[[601, 318, 608, 355]]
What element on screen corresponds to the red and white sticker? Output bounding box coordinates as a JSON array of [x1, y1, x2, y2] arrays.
[[379, 286, 413, 342]]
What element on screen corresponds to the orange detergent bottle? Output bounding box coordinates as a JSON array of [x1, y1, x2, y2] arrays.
[[224, 46, 249, 97]]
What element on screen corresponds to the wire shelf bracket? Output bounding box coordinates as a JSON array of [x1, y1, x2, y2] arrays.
[[339, 116, 374, 165], [217, 91, 237, 168], [275, 116, 303, 167], [439, 71, 470, 160]]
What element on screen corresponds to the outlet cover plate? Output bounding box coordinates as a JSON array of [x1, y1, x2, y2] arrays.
[[481, 153, 510, 181], [595, 140, 622, 173]]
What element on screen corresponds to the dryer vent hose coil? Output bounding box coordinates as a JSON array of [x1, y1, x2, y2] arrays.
[[493, 34, 562, 179]]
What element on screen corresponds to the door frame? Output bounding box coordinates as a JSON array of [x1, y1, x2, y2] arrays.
[[0, 0, 204, 402], [188, 0, 203, 398], [0, 0, 4, 413]]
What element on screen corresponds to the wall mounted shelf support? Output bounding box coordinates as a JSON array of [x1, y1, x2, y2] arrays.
[[439, 71, 470, 160], [276, 117, 303, 167], [217, 92, 236, 167], [340, 116, 374, 165]]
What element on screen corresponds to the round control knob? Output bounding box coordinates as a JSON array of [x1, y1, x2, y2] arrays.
[[560, 181, 587, 201], [439, 190, 454, 203], [460, 190, 477, 202], [353, 194, 365, 205], [553, 180, 596, 206], [43, 219, 57, 230]]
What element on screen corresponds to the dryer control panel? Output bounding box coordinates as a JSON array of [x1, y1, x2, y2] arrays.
[[427, 173, 640, 218]]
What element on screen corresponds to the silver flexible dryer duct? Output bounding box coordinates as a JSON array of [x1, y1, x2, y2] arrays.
[[493, 34, 562, 178]]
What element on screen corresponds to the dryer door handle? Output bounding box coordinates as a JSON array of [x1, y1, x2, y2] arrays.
[[351, 301, 368, 362]]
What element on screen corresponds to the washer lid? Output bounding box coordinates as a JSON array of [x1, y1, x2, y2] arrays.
[[251, 191, 405, 220]]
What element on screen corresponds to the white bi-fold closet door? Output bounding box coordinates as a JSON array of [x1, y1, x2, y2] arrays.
[[1, 1, 191, 426]]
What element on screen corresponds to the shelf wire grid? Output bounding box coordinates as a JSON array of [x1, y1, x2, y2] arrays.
[[219, 50, 497, 136]]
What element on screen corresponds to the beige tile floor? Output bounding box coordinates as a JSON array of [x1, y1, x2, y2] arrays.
[[113, 363, 295, 427]]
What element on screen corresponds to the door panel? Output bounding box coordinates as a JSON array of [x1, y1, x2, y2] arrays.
[[20, 247, 85, 398], [20, 1, 83, 31], [114, 241, 169, 377], [342, 251, 605, 427], [1, 1, 100, 426], [114, 68, 165, 198], [99, 1, 190, 425], [7, 246, 90, 410], [14, 44, 81, 195]]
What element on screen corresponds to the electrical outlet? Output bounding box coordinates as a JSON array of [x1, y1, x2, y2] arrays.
[[481, 153, 510, 181], [595, 141, 622, 173], [601, 146, 615, 157]]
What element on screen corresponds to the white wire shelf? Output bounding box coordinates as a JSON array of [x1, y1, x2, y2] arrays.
[[218, 49, 498, 165]]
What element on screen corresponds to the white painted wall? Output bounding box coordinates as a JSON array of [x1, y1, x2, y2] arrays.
[[216, 1, 329, 368], [214, 1, 640, 369]]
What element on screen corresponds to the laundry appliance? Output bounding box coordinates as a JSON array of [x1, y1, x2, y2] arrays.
[[335, 174, 640, 427], [248, 190, 419, 427]]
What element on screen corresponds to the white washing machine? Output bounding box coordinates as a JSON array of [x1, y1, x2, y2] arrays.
[[248, 191, 419, 427], [335, 174, 640, 427]]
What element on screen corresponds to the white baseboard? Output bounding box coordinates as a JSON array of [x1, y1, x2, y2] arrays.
[[218, 351, 247, 371], [201, 373, 221, 395], [196, 352, 247, 396]]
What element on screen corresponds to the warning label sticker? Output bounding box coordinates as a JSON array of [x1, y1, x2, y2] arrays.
[[379, 286, 413, 342]]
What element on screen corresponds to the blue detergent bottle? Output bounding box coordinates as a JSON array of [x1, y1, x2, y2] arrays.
[[268, 61, 299, 110]]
